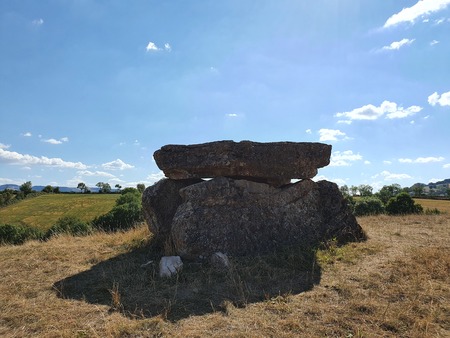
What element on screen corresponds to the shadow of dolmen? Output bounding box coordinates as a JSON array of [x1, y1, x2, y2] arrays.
[[53, 242, 322, 322]]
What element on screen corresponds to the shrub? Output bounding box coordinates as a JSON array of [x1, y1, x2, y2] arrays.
[[385, 192, 423, 215], [0, 224, 44, 245], [353, 197, 385, 216], [45, 216, 92, 238], [92, 191, 143, 232], [425, 208, 441, 215]]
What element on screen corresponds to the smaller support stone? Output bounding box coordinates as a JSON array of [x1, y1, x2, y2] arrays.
[[159, 256, 183, 278]]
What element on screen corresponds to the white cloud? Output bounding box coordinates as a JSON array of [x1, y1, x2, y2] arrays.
[[0, 148, 87, 169], [443, 163, 450, 169], [428, 91, 450, 106], [330, 150, 363, 166], [77, 170, 116, 178], [43, 137, 69, 145], [373, 170, 412, 181], [32, 18, 44, 26], [383, 160, 392, 165], [399, 156, 445, 163], [364, 160, 371, 165], [226, 113, 239, 118], [0, 177, 23, 185], [146, 42, 159, 51], [101, 159, 134, 170], [435, 18, 446, 25], [146, 41, 171, 52], [336, 101, 422, 123], [147, 171, 166, 183], [382, 38, 415, 51], [43, 138, 62, 145], [22, 132, 32, 137], [305, 129, 312, 134], [318, 129, 348, 142], [0, 143, 10, 149], [386, 105, 422, 119], [384, 0, 450, 28], [430, 40, 440, 46]]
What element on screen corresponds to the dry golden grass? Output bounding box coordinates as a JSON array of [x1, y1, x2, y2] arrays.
[[414, 198, 450, 213], [1, 214, 449, 337]]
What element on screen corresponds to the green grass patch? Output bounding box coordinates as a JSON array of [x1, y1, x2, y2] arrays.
[[0, 194, 117, 230]]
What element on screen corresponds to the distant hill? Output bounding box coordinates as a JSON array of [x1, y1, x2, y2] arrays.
[[431, 178, 450, 185], [0, 184, 101, 193]]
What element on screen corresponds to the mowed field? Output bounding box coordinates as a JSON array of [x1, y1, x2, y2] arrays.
[[0, 199, 449, 337], [0, 194, 117, 230]]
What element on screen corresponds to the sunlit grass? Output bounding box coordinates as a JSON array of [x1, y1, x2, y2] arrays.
[[0, 194, 117, 230]]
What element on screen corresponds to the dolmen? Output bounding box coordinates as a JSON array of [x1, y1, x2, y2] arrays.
[[143, 140, 365, 262]]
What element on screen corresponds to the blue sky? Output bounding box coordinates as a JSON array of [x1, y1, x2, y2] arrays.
[[1, 0, 449, 190]]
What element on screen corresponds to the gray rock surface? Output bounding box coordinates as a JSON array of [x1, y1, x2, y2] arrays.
[[170, 177, 365, 259], [153, 140, 331, 186], [142, 178, 202, 243]]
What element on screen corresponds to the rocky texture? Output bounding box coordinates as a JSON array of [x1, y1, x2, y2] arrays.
[[142, 178, 203, 243], [154, 141, 331, 186], [169, 177, 365, 259]]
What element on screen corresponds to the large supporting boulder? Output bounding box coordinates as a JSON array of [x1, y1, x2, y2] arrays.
[[154, 141, 331, 186], [170, 177, 365, 260], [142, 178, 202, 244]]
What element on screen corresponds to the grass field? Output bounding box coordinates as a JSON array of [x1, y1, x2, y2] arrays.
[[414, 198, 450, 213], [0, 210, 449, 336], [0, 194, 117, 230]]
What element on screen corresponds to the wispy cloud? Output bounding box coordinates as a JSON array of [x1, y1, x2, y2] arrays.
[[146, 41, 171, 52], [77, 170, 116, 178], [0, 148, 87, 169], [372, 170, 412, 181], [336, 101, 422, 123], [0, 143, 10, 149], [384, 0, 450, 28], [43, 137, 69, 145], [430, 39, 440, 46], [305, 129, 312, 134], [32, 18, 44, 26], [101, 159, 134, 170], [330, 150, 363, 166], [22, 132, 32, 137], [428, 91, 450, 106], [399, 156, 445, 163], [382, 38, 415, 51], [443, 163, 450, 169], [318, 129, 349, 142]]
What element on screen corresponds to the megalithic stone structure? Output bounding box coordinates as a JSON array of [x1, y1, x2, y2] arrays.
[[143, 140, 365, 260]]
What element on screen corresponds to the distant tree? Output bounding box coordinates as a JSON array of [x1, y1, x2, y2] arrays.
[[412, 185, 424, 197], [376, 184, 402, 205], [77, 182, 87, 193], [42, 185, 53, 193], [447, 188, 450, 199], [358, 184, 373, 197], [115, 184, 122, 192], [96, 182, 111, 193], [386, 192, 423, 215], [53, 186, 60, 194], [20, 181, 33, 196], [339, 185, 350, 198], [350, 185, 359, 196], [137, 183, 146, 194]]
